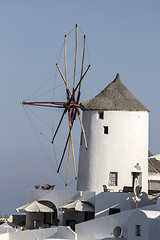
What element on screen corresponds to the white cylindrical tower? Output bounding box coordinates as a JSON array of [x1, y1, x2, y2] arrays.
[[77, 74, 149, 193]]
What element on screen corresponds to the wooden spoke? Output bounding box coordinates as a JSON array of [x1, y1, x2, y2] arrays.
[[56, 64, 72, 96], [65, 121, 77, 185], [51, 109, 67, 143], [74, 64, 91, 93], [57, 125, 72, 173], [70, 129, 77, 179], [73, 24, 78, 89], [65, 35, 68, 85], [67, 64, 91, 103], [21, 101, 65, 108], [66, 132, 71, 186], [21, 101, 65, 106], [78, 113, 87, 149], [79, 35, 86, 90]]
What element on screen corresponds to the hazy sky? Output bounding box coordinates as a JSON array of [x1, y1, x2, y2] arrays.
[[0, 0, 160, 216]]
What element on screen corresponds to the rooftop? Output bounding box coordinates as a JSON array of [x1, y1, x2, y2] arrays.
[[148, 159, 160, 174], [81, 73, 149, 112]]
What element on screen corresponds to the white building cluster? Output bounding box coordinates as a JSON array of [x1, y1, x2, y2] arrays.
[[1, 74, 160, 240]]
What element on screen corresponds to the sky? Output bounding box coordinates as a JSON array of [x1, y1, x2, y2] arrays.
[[0, 0, 160, 216]]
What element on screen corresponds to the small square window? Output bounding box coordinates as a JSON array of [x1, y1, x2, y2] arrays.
[[109, 208, 120, 215], [135, 225, 141, 236], [109, 172, 118, 186], [99, 111, 104, 119], [104, 126, 108, 134]]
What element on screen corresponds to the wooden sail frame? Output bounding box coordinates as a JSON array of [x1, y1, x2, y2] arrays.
[[21, 24, 90, 185]]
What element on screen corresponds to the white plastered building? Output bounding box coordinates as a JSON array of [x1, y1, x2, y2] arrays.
[[77, 73, 149, 193], [148, 154, 160, 193]]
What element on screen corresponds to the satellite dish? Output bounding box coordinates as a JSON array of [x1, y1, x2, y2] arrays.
[[112, 226, 121, 238]]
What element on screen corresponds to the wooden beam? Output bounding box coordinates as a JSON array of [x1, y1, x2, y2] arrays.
[[51, 109, 67, 143], [65, 35, 68, 85], [79, 35, 86, 90], [78, 113, 87, 149], [70, 126, 77, 179], [57, 127, 72, 173], [73, 24, 78, 89], [56, 64, 72, 96], [66, 132, 71, 186]]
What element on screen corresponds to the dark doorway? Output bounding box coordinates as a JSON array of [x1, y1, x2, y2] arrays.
[[66, 220, 76, 231]]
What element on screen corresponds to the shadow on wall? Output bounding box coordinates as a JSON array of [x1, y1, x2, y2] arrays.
[[95, 192, 132, 218], [95, 191, 156, 219]]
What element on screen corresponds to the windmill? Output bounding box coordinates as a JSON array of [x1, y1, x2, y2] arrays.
[[21, 24, 90, 186]]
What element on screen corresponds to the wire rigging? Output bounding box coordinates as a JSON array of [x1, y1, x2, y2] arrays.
[[23, 106, 68, 185], [21, 24, 91, 186]]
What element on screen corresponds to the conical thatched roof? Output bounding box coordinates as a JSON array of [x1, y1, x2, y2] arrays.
[[81, 74, 149, 111]]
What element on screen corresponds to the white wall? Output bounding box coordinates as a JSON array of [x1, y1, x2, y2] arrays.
[[0, 226, 77, 240], [76, 209, 136, 240], [94, 192, 154, 218], [50, 226, 77, 240], [77, 110, 149, 193], [127, 210, 160, 240], [148, 173, 160, 181], [95, 192, 132, 218], [148, 218, 160, 240], [148, 175, 160, 192], [0, 227, 57, 240], [127, 210, 149, 240], [76, 209, 160, 240]]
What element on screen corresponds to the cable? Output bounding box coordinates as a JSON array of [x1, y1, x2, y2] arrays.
[[23, 106, 66, 184]]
